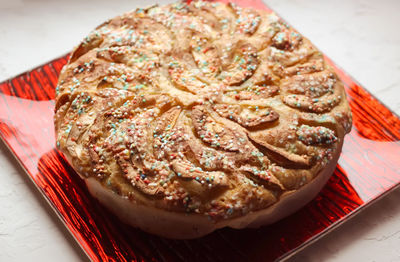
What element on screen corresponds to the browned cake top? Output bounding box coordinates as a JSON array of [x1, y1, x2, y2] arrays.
[[54, 1, 352, 221]]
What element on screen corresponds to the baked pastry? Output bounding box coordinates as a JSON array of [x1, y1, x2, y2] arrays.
[[54, 1, 352, 239]]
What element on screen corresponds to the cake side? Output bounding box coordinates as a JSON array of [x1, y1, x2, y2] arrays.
[[82, 136, 341, 239]]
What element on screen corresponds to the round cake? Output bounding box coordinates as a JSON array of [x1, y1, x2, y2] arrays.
[[54, 1, 352, 239]]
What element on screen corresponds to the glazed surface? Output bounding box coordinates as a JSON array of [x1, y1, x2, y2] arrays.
[[54, 1, 351, 221]]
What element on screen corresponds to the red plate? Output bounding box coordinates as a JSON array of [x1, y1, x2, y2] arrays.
[[1, 1, 399, 261]]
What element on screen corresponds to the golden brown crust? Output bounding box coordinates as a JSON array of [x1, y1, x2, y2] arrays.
[[54, 1, 352, 228], [84, 136, 342, 239]]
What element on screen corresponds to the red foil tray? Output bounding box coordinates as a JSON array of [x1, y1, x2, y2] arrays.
[[1, 1, 399, 261]]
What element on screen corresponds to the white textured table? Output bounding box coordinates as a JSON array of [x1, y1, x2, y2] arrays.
[[0, 0, 399, 261]]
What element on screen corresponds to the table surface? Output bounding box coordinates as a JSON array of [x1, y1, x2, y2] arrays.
[[0, 0, 399, 261]]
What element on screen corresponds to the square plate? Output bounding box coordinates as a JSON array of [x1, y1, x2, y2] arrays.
[[1, 0, 400, 261]]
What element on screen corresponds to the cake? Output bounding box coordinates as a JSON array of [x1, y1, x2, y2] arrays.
[[54, 1, 352, 239]]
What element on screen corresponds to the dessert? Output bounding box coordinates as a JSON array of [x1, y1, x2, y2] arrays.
[[54, 1, 352, 239]]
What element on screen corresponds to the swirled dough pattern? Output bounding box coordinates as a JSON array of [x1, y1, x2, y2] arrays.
[[54, 1, 352, 238]]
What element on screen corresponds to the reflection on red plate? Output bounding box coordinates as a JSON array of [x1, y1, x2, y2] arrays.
[[1, 1, 400, 261]]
